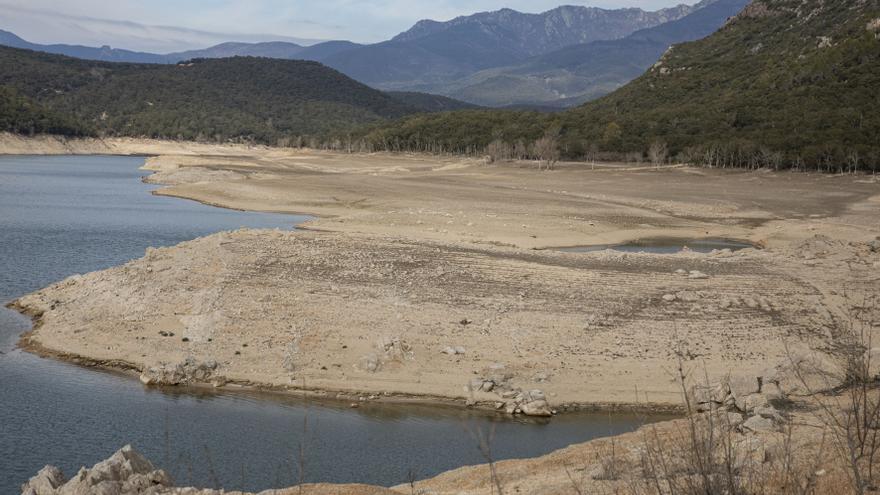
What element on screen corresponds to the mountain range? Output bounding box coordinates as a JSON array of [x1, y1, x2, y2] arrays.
[[0, 1, 747, 108], [441, 0, 750, 107], [0, 29, 362, 66]]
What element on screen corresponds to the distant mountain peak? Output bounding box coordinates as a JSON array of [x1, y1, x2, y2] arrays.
[[392, 3, 704, 48]]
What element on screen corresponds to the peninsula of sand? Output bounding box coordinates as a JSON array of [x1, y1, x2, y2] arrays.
[[5, 132, 880, 411]]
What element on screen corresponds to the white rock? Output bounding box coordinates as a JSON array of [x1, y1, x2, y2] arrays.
[[520, 399, 552, 417]]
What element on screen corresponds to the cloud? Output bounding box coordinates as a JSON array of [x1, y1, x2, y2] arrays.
[[0, 2, 326, 52]]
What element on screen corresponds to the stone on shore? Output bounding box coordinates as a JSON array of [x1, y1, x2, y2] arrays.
[[139, 358, 221, 386]]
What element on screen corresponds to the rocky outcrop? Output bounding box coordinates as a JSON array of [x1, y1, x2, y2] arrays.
[[466, 366, 553, 417], [690, 352, 844, 433], [139, 358, 225, 387], [21, 447, 401, 495], [21, 445, 172, 495]]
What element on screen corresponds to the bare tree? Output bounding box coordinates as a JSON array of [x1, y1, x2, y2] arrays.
[[648, 140, 668, 167], [532, 131, 560, 171], [485, 139, 512, 164]]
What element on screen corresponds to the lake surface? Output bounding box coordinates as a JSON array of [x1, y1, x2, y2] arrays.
[[558, 237, 757, 254], [0, 155, 662, 493]]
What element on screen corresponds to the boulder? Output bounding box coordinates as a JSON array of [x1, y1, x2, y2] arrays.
[[526, 389, 546, 401], [753, 405, 783, 422], [741, 415, 776, 433], [520, 399, 552, 417], [772, 351, 842, 396], [734, 393, 770, 414], [727, 375, 761, 399], [724, 412, 745, 429], [691, 382, 728, 405], [688, 270, 710, 280]]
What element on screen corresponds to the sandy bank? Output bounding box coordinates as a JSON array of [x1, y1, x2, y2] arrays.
[[0, 132, 273, 157]]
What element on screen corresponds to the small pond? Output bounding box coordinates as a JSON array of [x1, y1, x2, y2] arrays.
[[557, 237, 758, 254]]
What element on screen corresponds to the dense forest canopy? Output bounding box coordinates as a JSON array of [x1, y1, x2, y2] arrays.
[[0, 46, 463, 143]]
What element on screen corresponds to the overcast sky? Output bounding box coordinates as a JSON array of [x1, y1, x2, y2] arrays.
[[0, 0, 698, 52]]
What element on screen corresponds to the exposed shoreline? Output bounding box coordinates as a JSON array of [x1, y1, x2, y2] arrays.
[[5, 134, 880, 493], [12, 308, 685, 417], [7, 137, 879, 409]]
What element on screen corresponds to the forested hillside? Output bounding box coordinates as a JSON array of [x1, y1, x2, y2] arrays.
[[0, 46, 462, 143], [354, 0, 880, 171], [0, 86, 91, 136]]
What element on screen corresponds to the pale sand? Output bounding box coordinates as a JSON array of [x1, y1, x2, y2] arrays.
[[6, 134, 879, 410]]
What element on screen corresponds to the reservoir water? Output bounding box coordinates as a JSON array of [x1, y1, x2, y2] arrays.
[[0, 155, 661, 493]]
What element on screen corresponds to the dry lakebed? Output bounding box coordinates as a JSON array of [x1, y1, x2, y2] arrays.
[[5, 135, 880, 494]]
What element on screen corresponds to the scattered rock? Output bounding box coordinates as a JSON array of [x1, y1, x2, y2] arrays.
[[358, 353, 381, 373], [377, 336, 413, 361], [662, 294, 677, 303], [533, 371, 550, 383], [688, 270, 710, 280], [442, 346, 466, 356]]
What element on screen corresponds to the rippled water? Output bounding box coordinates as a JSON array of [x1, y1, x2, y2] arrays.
[[0, 155, 664, 493]]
